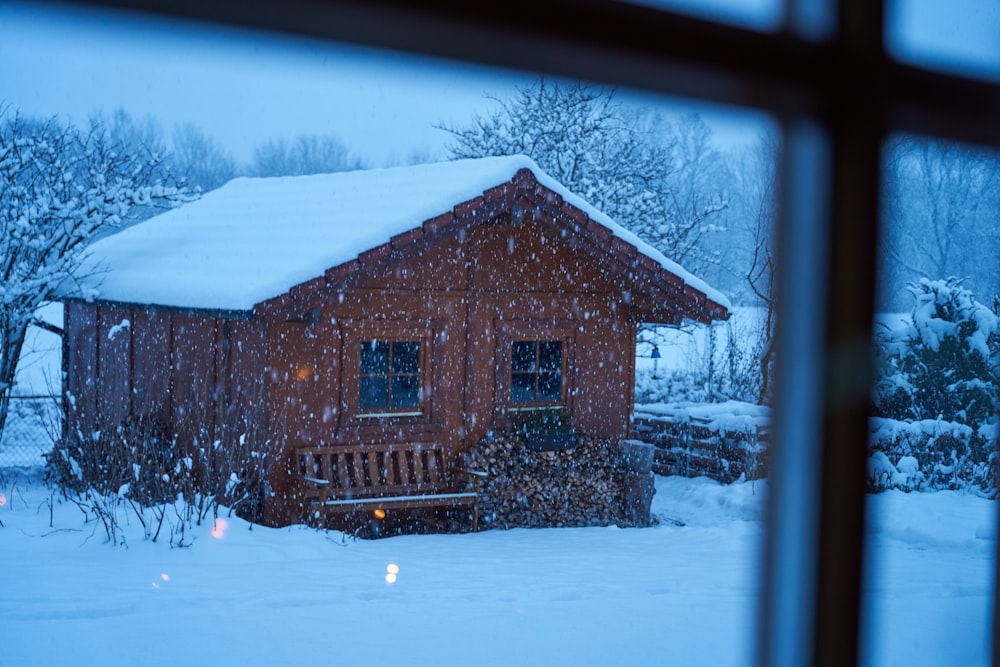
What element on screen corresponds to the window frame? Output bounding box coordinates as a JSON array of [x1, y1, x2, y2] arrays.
[[494, 320, 576, 422], [62, 2, 1000, 666], [509, 339, 567, 408], [341, 321, 435, 424], [357, 339, 424, 416]]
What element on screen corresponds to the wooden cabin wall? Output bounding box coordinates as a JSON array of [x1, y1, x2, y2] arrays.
[[269, 216, 641, 483], [63, 302, 266, 458], [64, 301, 99, 442]]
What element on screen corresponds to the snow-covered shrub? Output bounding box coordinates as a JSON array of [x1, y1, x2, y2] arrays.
[[867, 417, 996, 495], [46, 416, 272, 544], [635, 367, 711, 405], [873, 277, 998, 424], [870, 278, 998, 494]]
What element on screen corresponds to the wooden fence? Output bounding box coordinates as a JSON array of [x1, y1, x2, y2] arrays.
[[631, 411, 769, 483]]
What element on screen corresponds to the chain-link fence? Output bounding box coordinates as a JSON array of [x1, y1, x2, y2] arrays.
[[0, 395, 61, 468]]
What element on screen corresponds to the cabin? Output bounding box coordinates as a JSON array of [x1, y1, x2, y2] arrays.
[[59, 155, 729, 528]]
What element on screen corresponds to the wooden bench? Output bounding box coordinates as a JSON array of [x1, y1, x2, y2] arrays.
[[296, 442, 484, 531]]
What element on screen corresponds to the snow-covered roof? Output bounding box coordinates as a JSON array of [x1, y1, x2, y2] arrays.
[[69, 155, 729, 312]]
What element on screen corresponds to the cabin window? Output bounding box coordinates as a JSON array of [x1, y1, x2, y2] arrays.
[[510, 340, 564, 406], [358, 340, 422, 414]]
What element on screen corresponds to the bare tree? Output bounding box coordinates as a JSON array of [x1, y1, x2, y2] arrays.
[[249, 133, 363, 177], [881, 136, 1000, 310], [440, 78, 729, 276], [740, 134, 779, 404], [0, 108, 191, 441], [171, 122, 238, 192]]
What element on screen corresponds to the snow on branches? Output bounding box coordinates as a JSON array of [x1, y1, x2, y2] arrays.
[[874, 277, 998, 426], [0, 108, 193, 436], [439, 79, 729, 275]]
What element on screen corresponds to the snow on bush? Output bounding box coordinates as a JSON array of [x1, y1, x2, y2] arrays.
[[873, 277, 998, 425], [871, 278, 998, 495]]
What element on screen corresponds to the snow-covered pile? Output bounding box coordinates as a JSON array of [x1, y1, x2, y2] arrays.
[[0, 471, 993, 666], [635, 400, 770, 435]]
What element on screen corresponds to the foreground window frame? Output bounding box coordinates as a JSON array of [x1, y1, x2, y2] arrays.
[[62, 2, 1000, 666]]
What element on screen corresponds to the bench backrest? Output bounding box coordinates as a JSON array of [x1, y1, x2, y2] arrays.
[[297, 443, 452, 500]]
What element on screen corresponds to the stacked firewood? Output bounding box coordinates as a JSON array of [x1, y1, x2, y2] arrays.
[[462, 432, 645, 530]]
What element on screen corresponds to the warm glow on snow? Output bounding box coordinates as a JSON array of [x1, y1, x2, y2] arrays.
[[211, 518, 228, 539], [0, 493, 6, 506]]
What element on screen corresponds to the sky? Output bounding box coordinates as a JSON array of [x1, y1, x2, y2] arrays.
[[0, 1, 773, 168]]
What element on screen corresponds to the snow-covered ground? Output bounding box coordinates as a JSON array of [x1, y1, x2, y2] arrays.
[[0, 472, 992, 666]]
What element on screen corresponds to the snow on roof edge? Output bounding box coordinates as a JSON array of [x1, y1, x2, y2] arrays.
[[69, 155, 729, 313]]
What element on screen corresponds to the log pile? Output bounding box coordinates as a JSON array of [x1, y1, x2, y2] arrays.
[[462, 432, 650, 530]]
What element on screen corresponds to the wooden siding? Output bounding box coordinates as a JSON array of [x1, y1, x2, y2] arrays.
[[65, 193, 723, 526]]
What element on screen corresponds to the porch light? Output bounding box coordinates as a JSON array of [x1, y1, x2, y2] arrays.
[[651, 344, 661, 379], [373, 508, 386, 520]]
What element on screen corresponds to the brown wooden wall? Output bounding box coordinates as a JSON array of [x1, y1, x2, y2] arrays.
[[260, 216, 645, 522], [63, 301, 266, 454]]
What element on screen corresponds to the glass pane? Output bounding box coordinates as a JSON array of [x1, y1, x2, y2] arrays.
[[391, 341, 421, 374], [391, 375, 420, 408], [360, 341, 388, 374], [621, 0, 783, 33], [861, 133, 999, 665], [538, 341, 562, 371], [510, 372, 536, 403], [887, 0, 1000, 82], [511, 341, 537, 372], [358, 376, 388, 410], [537, 371, 562, 402]]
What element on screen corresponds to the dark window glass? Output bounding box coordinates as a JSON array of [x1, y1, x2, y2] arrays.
[[391, 375, 420, 408], [359, 376, 389, 410], [359, 340, 421, 412], [510, 340, 564, 404], [539, 341, 562, 370], [360, 341, 389, 374], [537, 370, 562, 401], [510, 372, 536, 403], [511, 341, 536, 372], [392, 341, 421, 373]]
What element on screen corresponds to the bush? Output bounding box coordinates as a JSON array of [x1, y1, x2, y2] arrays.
[[873, 277, 998, 424], [867, 417, 996, 495], [46, 416, 273, 544], [869, 278, 998, 495]]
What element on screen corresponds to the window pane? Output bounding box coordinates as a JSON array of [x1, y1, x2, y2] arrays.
[[621, 0, 782, 33], [360, 341, 388, 374], [537, 371, 562, 402], [391, 375, 420, 408], [392, 341, 421, 374], [538, 341, 562, 371], [510, 372, 536, 403], [358, 376, 388, 410], [861, 133, 999, 666], [887, 0, 1000, 82], [511, 341, 536, 372]]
